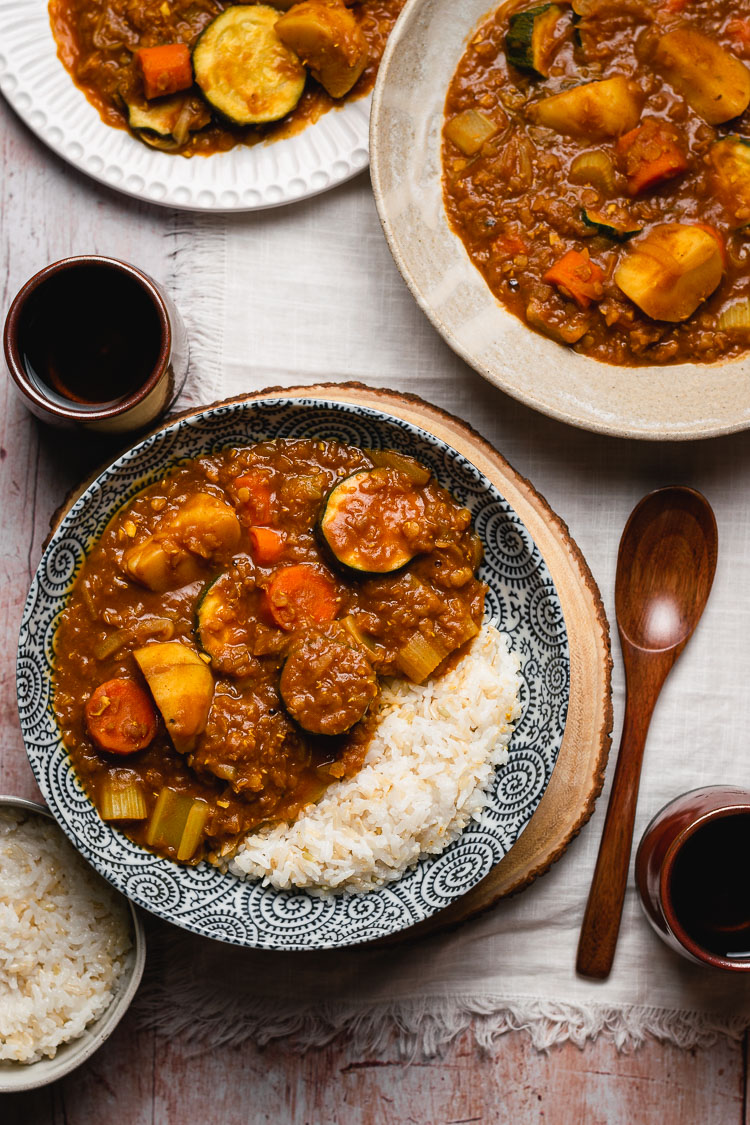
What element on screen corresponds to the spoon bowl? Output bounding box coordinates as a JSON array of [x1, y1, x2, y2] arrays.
[[615, 488, 718, 653], [577, 486, 718, 979]]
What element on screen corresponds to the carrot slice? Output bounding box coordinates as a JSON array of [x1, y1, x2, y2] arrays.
[[264, 564, 340, 631], [492, 233, 528, 258], [85, 678, 158, 754], [135, 44, 193, 101], [543, 249, 605, 309], [617, 120, 688, 195], [250, 526, 286, 565], [233, 471, 274, 525], [728, 18, 750, 55]]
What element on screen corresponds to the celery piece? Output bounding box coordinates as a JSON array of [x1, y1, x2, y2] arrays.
[[145, 788, 195, 850], [454, 617, 481, 649], [718, 299, 750, 331], [395, 632, 448, 683], [99, 779, 147, 821], [569, 150, 616, 195], [177, 800, 211, 862], [445, 109, 498, 156], [211, 762, 238, 782], [93, 628, 134, 662]]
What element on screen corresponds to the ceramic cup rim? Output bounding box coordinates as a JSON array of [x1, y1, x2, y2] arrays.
[[659, 797, 750, 972], [3, 255, 172, 423]]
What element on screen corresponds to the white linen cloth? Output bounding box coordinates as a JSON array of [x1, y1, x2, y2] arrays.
[[140, 174, 750, 1054]]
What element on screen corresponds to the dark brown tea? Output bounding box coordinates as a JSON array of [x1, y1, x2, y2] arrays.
[[669, 813, 750, 960], [19, 265, 163, 410]]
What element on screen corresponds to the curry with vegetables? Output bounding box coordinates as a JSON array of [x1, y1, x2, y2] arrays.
[[442, 0, 750, 366], [53, 439, 485, 865], [49, 0, 405, 154]]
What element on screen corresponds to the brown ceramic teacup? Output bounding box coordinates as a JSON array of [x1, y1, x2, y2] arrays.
[[635, 786, 750, 971], [3, 256, 189, 434]]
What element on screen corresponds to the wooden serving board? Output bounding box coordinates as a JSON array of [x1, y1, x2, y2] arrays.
[[52, 382, 613, 936]]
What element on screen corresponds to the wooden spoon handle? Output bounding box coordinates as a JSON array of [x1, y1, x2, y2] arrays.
[[576, 656, 670, 979]]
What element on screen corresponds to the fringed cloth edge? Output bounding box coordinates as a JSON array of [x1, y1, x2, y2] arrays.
[[133, 984, 749, 1058]]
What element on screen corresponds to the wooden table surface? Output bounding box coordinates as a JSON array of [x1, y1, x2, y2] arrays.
[[1, 97, 748, 1125]]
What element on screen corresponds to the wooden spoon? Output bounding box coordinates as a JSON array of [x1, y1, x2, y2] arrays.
[[576, 486, 718, 980]]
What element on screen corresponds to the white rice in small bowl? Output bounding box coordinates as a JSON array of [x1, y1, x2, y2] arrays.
[[231, 623, 521, 895], [0, 798, 145, 1092]]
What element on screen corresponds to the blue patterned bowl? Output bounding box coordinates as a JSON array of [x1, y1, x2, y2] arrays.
[[18, 396, 569, 949]]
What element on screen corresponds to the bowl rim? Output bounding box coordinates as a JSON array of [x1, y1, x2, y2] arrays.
[[0, 793, 146, 1092], [369, 0, 750, 442], [18, 393, 570, 950]]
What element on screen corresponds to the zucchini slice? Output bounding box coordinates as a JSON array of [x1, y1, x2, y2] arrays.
[[126, 95, 210, 149], [192, 5, 306, 126], [317, 468, 427, 576], [505, 4, 568, 78], [127, 96, 188, 137], [195, 575, 232, 664], [709, 136, 750, 229], [582, 208, 643, 240], [279, 629, 378, 736], [196, 570, 286, 670], [365, 449, 431, 485]]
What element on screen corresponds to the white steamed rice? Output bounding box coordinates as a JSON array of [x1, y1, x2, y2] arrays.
[[230, 623, 521, 895], [0, 808, 132, 1064]]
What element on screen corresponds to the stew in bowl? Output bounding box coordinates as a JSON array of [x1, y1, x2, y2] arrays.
[[19, 397, 568, 948], [442, 0, 750, 366]]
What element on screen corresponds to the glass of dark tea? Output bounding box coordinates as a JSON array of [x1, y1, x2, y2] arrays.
[[635, 786, 750, 971], [3, 256, 188, 433]]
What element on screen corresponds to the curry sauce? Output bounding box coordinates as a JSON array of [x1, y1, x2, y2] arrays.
[[49, 0, 405, 155], [443, 0, 750, 366], [54, 439, 485, 865]]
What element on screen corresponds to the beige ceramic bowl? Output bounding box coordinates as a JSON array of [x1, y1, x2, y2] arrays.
[[0, 795, 146, 1093], [370, 0, 750, 440]]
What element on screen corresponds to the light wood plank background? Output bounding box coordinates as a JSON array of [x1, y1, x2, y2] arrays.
[[1, 96, 747, 1125]]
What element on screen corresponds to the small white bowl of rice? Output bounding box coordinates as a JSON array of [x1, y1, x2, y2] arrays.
[[0, 795, 145, 1093]]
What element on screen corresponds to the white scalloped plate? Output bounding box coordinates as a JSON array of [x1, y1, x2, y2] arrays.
[[0, 0, 371, 211]]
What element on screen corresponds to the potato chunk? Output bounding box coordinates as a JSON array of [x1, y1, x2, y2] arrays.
[[528, 76, 642, 139], [134, 642, 214, 754], [122, 494, 242, 592], [275, 0, 368, 98], [169, 494, 242, 558], [122, 537, 206, 594], [653, 29, 750, 125], [614, 224, 724, 322], [709, 137, 750, 228]]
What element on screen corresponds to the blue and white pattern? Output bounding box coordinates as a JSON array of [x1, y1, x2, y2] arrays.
[[17, 397, 569, 949]]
